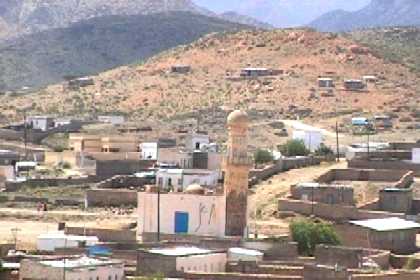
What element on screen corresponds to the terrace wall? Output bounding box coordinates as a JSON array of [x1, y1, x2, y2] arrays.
[[86, 189, 138, 207]]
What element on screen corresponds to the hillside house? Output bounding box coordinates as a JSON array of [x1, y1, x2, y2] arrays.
[[362, 75, 378, 84], [140, 142, 158, 160], [240, 67, 270, 77], [318, 77, 334, 88], [186, 132, 210, 151], [171, 65, 191, 74], [0, 150, 19, 165], [26, 116, 54, 132], [98, 115, 125, 125], [374, 115, 393, 129], [68, 77, 94, 89], [349, 218, 420, 254], [69, 134, 139, 153], [344, 79, 365, 91]]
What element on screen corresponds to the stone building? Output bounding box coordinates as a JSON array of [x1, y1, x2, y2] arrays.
[[379, 187, 413, 214], [291, 183, 354, 206]]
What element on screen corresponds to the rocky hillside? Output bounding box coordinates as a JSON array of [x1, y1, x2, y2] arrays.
[[0, 0, 207, 39], [348, 27, 420, 72], [1, 29, 419, 129], [310, 0, 420, 32], [0, 11, 247, 90]]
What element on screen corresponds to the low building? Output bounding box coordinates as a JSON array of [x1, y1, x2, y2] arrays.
[[344, 79, 365, 91], [140, 142, 158, 160], [228, 248, 263, 262], [137, 246, 227, 277], [37, 232, 99, 252], [318, 77, 334, 88], [156, 169, 220, 191], [26, 116, 54, 132], [186, 133, 210, 151], [374, 115, 393, 129], [98, 115, 125, 125], [69, 134, 139, 153], [20, 256, 124, 280], [349, 218, 420, 254], [171, 65, 191, 74], [0, 150, 19, 165], [240, 67, 270, 77], [291, 183, 354, 206], [68, 77, 94, 89], [138, 186, 226, 238], [413, 148, 420, 164], [379, 187, 413, 214], [362, 75, 378, 84], [351, 117, 370, 127]]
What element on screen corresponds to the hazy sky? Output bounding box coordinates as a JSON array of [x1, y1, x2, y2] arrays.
[[193, 0, 371, 26]]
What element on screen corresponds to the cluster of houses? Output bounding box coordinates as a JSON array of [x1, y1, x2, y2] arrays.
[[0, 110, 420, 280], [318, 74, 378, 91]]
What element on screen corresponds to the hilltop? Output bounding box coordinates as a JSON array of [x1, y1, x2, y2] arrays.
[[1, 29, 419, 133], [0, 11, 247, 90], [310, 0, 420, 32]]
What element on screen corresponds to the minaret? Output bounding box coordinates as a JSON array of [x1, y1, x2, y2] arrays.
[[224, 110, 252, 236]]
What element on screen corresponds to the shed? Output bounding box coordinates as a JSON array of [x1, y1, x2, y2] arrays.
[[349, 218, 420, 254], [344, 79, 365, 91], [318, 77, 334, 88]]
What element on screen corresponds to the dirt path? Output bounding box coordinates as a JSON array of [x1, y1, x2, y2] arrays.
[[249, 160, 347, 235]]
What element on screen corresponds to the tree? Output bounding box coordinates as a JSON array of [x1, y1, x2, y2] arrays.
[[280, 140, 309, 157], [290, 219, 340, 256], [254, 149, 274, 164], [314, 144, 334, 156]]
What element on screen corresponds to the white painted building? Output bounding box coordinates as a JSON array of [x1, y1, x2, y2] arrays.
[[186, 133, 210, 151], [138, 191, 226, 237], [37, 232, 99, 252], [98, 115, 125, 125], [26, 116, 54, 131], [292, 130, 323, 152], [19, 256, 124, 280], [156, 169, 220, 191], [140, 142, 158, 160]]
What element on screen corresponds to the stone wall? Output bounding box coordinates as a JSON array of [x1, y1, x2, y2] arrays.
[[137, 250, 178, 277], [348, 160, 420, 176], [240, 240, 298, 261], [352, 271, 420, 280], [64, 227, 136, 242], [95, 175, 152, 189], [316, 169, 410, 184], [5, 176, 97, 192], [96, 160, 155, 178], [227, 262, 303, 276], [303, 264, 350, 280], [86, 188, 138, 207], [291, 184, 354, 206], [182, 272, 303, 279]]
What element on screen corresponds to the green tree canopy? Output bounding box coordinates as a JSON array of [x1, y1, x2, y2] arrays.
[[254, 149, 274, 164], [279, 140, 309, 157]]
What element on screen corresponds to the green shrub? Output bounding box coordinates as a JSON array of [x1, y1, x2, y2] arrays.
[[290, 219, 340, 256], [280, 140, 309, 157], [403, 256, 418, 270], [254, 149, 274, 164], [314, 144, 334, 156]]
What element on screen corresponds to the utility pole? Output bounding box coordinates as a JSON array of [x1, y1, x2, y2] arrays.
[[157, 184, 161, 242], [23, 111, 28, 160], [336, 120, 340, 162]]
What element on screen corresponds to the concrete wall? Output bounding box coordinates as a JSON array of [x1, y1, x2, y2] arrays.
[[352, 271, 420, 280], [227, 261, 303, 276], [5, 176, 97, 192], [96, 160, 154, 178], [137, 251, 178, 277], [379, 189, 413, 214], [316, 169, 411, 184], [65, 227, 136, 242], [290, 185, 354, 206], [44, 151, 78, 167], [183, 272, 303, 279], [303, 264, 350, 280], [278, 199, 404, 222], [86, 189, 138, 207], [138, 192, 226, 237], [241, 241, 298, 261], [176, 253, 227, 273], [96, 175, 152, 189], [348, 160, 420, 176]]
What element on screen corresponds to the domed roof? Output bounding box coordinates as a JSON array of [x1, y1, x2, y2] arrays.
[[184, 184, 205, 195], [227, 110, 248, 125]]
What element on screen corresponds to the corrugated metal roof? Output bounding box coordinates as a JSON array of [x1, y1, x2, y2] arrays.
[[350, 218, 420, 231]]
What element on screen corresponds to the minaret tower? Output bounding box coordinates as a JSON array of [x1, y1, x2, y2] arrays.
[[224, 110, 252, 236]]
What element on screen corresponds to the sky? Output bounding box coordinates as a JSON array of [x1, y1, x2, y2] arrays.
[[193, 0, 371, 27]]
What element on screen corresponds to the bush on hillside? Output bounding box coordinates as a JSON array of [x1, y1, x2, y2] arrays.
[[279, 140, 309, 157], [314, 144, 334, 156], [290, 219, 341, 256], [254, 149, 274, 165]]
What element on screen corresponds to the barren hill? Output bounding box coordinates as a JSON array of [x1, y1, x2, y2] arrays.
[[2, 29, 419, 129]]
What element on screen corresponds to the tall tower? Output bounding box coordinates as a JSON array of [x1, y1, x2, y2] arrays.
[[224, 110, 252, 236]]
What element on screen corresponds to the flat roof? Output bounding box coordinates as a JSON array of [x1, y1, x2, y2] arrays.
[[350, 218, 420, 231], [38, 232, 99, 242], [148, 247, 214, 256], [229, 248, 263, 256], [40, 256, 122, 268]]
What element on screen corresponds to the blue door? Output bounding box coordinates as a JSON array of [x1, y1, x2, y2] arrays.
[[174, 212, 189, 233]]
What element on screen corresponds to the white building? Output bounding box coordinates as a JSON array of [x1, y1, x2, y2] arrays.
[[345, 142, 390, 160], [19, 256, 124, 280], [156, 169, 220, 191], [26, 116, 54, 131], [292, 130, 323, 152], [138, 246, 227, 276], [98, 115, 125, 125], [37, 232, 99, 252], [186, 133, 210, 151], [138, 187, 226, 238], [228, 248, 264, 262], [140, 142, 158, 160]]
